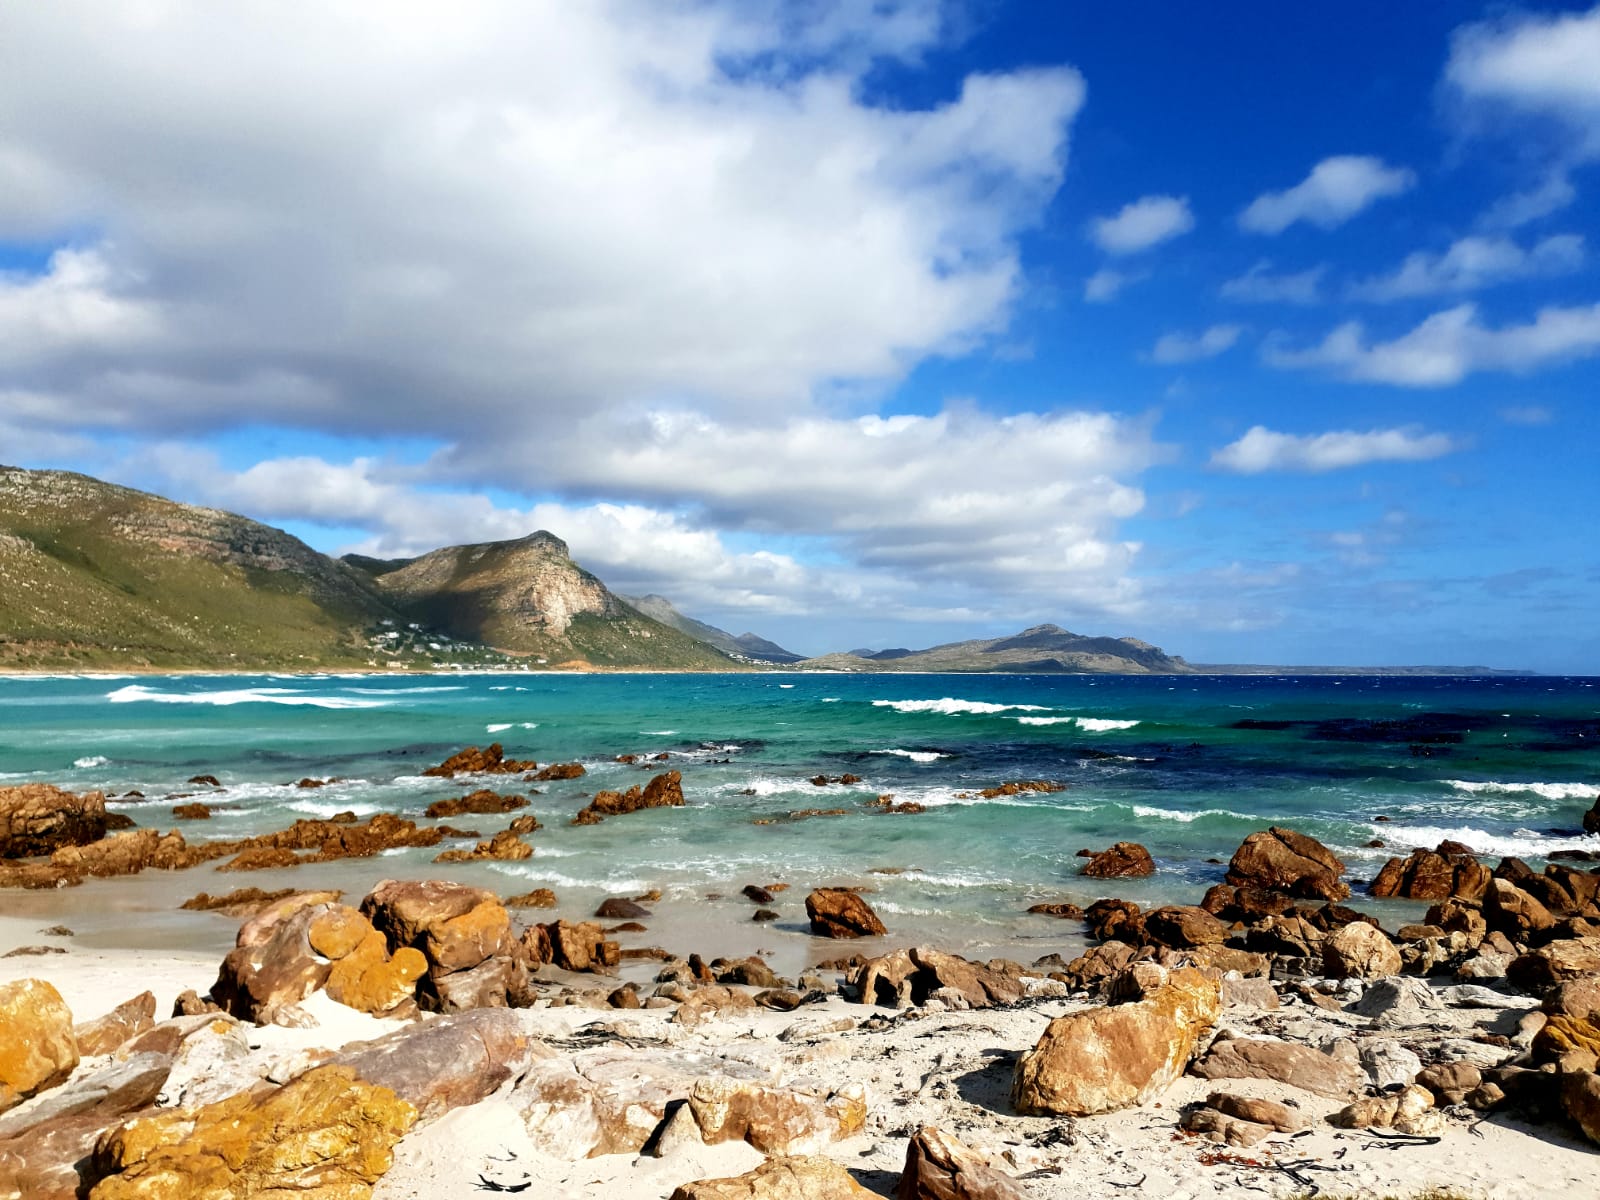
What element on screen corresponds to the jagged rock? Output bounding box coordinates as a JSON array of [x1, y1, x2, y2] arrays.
[[1080, 842, 1154, 878], [1025, 902, 1083, 919], [1485, 877, 1556, 942], [1545, 975, 1600, 1021], [1322, 921, 1402, 979], [851, 947, 1026, 1010], [1055, 941, 1138, 993], [575, 770, 685, 823], [806, 889, 886, 939], [1417, 1061, 1482, 1105], [0, 784, 107, 858], [504, 888, 558, 909], [1509, 938, 1600, 993], [1360, 1039, 1423, 1088], [977, 780, 1062, 799], [543, 920, 621, 973], [1370, 845, 1490, 902], [74, 992, 156, 1057], [1012, 968, 1221, 1116], [1141, 905, 1228, 949], [88, 1064, 415, 1198], [360, 879, 517, 1010], [531, 762, 586, 781], [211, 902, 336, 1022], [1351, 976, 1447, 1025], [1226, 827, 1349, 901], [1192, 1037, 1363, 1098], [1330, 1084, 1439, 1134], [0, 980, 79, 1114], [1084, 898, 1144, 943], [896, 1125, 1030, 1200], [433, 829, 533, 863], [1563, 1071, 1600, 1147], [422, 743, 536, 777], [333, 1009, 537, 1123], [718, 958, 783, 989], [180, 886, 303, 918], [668, 1155, 878, 1199], [424, 789, 528, 819], [687, 1076, 867, 1155], [170, 803, 212, 820]]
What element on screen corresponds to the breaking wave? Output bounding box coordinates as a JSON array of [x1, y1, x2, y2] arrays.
[[1446, 780, 1596, 802], [106, 685, 388, 710], [872, 698, 1050, 716]]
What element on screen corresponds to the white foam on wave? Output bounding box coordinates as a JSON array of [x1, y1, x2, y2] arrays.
[[106, 684, 387, 710], [1016, 715, 1139, 731], [1130, 803, 1256, 823], [873, 698, 1050, 716], [486, 723, 512, 733], [339, 685, 465, 695], [641, 729, 678, 736], [73, 755, 109, 769], [821, 697, 840, 703], [874, 749, 949, 763], [1376, 823, 1600, 860], [1446, 780, 1596, 802], [1014, 716, 1076, 726], [778, 684, 795, 689], [290, 798, 384, 818]]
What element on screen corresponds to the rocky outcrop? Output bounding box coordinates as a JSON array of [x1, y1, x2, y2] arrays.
[[0, 980, 78, 1115], [0, 785, 108, 857], [1322, 921, 1402, 979], [538, 920, 621, 974], [74, 992, 156, 1058], [433, 829, 534, 863], [422, 743, 537, 778], [361, 879, 518, 1012], [851, 948, 1027, 1009], [668, 1155, 879, 1200], [1141, 905, 1228, 949], [424, 789, 528, 819], [1226, 827, 1349, 901], [1080, 841, 1154, 878], [806, 889, 887, 939], [1370, 844, 1490, 902], [1012, 967, 1221, 1116], [1191, 1036, 1363, 1098], [332, 1009, 538, 1122], [688, 1076, 867, 1155], [88, 1064, 415, 1198], [574, 770, 685, 824], [896, 1126, 1030, 1200]]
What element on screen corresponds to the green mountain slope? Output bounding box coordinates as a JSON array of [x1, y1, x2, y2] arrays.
[[800, 623, 1195, 674]]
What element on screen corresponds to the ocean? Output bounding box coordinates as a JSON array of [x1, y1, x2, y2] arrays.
[[2, 671, 1597, 968]]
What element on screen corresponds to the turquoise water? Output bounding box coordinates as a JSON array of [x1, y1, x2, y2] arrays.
[[2, 672, 1597, 958]]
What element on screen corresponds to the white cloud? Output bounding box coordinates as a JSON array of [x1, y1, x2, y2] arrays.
[[1481, 170, 1577, 229], [1350, 233, 1583, 301], [1089, 195, 1195, 255], [1220, 261, 1324, 305], [1499, 404, 1554, 426], [1446, 4, 1600, 141], [1239, 156, 1415, 235], [1264, 302, 1600, 387], [1149, 324, 1242, 364], [1211, 426, 1461, 473], [1084, 267, 1143, 303]]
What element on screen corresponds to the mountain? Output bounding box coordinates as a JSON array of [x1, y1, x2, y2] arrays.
[[800, 624, 1195, 674], [621, 594, 803, 664], [0, 465, 395, 669]]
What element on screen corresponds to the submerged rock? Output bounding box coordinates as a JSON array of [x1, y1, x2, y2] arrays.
[[1080, 841, 1155, 879], [574, 770, 685, 824]]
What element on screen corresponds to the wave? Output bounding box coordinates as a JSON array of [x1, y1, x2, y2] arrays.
[[821, 698, 840, 703], [486, 723, 513, 733], [338, 685, 465, 695], [1130, 804, 1256, 823], [484, 721, 537, 733], [1446, 780, 1596, 802], [289, 798, 385, 818], [73, 755, 110, 769], [105, 685, 388, 710], [873, 749, 949, 763], [641, 729, 678, 736], [1375, 823, 1600, 861], [1015, 715, 1140, 731], [778, 684, 795, 689], [872, 698, 1050, 716]]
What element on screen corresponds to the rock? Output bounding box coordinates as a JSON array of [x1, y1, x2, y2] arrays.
[[88, 1064, 415, 1198], [1508, 938, 1600, 993], [805, 889, 886, 939], [1025, 902, 1084, 919], [432, 829, 534, 863], [211, 902, 337, 1022], [1085, 898, 1144, 943], [1545, 975, 1600, 1020], [1192, 1038, 1363, 1099], [74, 992, 156, 1057], [896, 1125, 1030, 1200], [1080, 842, 1155, 878], [1012, 968, 1221, 1116], [0, 784, 108, 858], [504, 888, 558, 909], [1563, 1071, 1600, 1147], [1181, 1106, 1271, 1147], [333, 1009, 537, 1123], [851, 948, 1026, 1010], [538, 920, 618, 974], [668, 1155, 878, 1200], [977, 780, 1062, 799], [359, 879, 517, 1010], [1142, 905, 1228, 949], [1220, 975, 1280, 1010], [1351, 976, 1446, 1025], [424, 788, 528, 819], [170, 803, 212, 820], [1226, 827, 1349, 901], [1485, 877, 1557, 942], [742, 885, 776, 904], [687, 1076, 867, 1155], [422, 743, 536, 777], [1330, 1084, 1438, 1133], [1417, 1061, 1482, 1106], [531, 762, 586, 781], [324, 931, 427, 1017], [180, 886, 302, 918], [1370, 846, 1490, 902], [1208, 1092, 1304, 1132], [596, 897, 651, 919], [1360, 1039, 1422, 1088], [575, 770, 685, 823], [1322, 921, 1402, 979], [0, 979, 78, 1114]]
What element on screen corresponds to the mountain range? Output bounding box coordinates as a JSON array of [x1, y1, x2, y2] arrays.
[[0, 465, 1527, 674]]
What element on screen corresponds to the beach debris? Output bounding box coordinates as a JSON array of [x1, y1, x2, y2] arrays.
[[1225, 826, 1349, 901], [1012, 966, 1220, 1116], [1080, 840, 1155, 878], [573, 770, 684, 824], [0, 784, 108, 858], [805, 888, 887, 939], [0, 980, 78, 1114]]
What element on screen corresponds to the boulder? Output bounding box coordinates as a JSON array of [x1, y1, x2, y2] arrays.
[[0, 784, 107, 858], [424, 789, 528, 819], [1417, 1061, 1482, 1106], [1141, 905, 1228, 949], [596, 897, 651, 920], [1207, 1092, 1304, 1132], [1080, 842, 1154, 878], [806, 889, 886, 939], [1192, 1037, 1363, 1098], [422, 743, 536, 777], [333, 1009, 539, 1123], [1484, 877, 1556, 942], [1226, 827, 1348, 901], [88, 1064, 415, 1198], [433, 829, 534, 863], [687, 1076, 867, 1155], [360, 879, 517, 1010], [1360, 1039, 1423, 1089], [851, 948, 1026, 1010], [668, 1155, 878, 1200], [1352, 976, 1447, 1026], [1322, 921, 1402, 979], [543, 920, 621, 973], [1012, 968, 1221, 1116], [575, 770, 685, 823], [323, 930, 427, 1016], [896, 1125, 1030, 1200], [1329, 1084, 1438, 1134], [1509, 938, 1600, 993], [0, 980, 79, 1114], [73, 992, 156, 1058], [210, 902, 335, 1022], [1585, 796, 1600, 836], [531, 762, 586, 781], [1563, 1071, 1600, 1148], [1369, 846, 1490, 902]]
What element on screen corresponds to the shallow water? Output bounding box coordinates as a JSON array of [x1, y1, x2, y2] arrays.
[[2, 671, 1597, 970]]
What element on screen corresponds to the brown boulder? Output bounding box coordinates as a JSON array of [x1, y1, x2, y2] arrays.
[[422, 743, 536, 777], [1369, 846, 1490, 902], [1226, 827, 1348, 901], [806, 889, 887, 939], [333, 1009, 538, 1123], [1142, 905, 1228, 949], [1563, 1071, 1600, 1148], [1584, 796, 1600, 836], [1080, 841, 1154, 878], [1509, 938, 1600, 993], [1084, 898, 1144, 943], [88, 1064, 415, 1198], [0, 784, 108, 858], [1012, 968, 1220, 1116], [210, 902, 335, 1022], [505, 888, 558, 909], [0, 980, 78, 1114], [170, 803, 212, 821], [433, 829, 534, 863], [1322, 921, 1402, 980], [1192, 1037, 1363, 1098], [896, 1126, 1029, 1200], [531, 762, 586, 781], [575, 770, 685, 823], [74, 992, 156, 1058], [596, 897, 651, 920], [1485, 877, 1557, 942], [668, 1155, 878, 1200], [544, 920, 621, 973], [424, 788, 528, 819], [688, 1076, 866, 1155]]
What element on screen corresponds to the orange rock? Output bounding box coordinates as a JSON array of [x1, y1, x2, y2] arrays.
[[325, 933, 426, 1016], [0, 980, 79, 1114], [308, 905, 375, 961], [73, 992, 156, 1058]]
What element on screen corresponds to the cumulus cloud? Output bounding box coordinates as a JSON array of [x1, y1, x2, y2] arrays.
[[1149, 325, 1242, 364], [1446, 4, 1600, 143], [1481, 170, 1577, 229], [1264, 302, 1600, 387], [1220, 261, 1324, 305], [1089, 195, 1195, 255], [1083, 267, 1142, 303], [1350, 233, 1583, 301], [1239, 156, 1415, 235], [1210, 426, 1462, 473]]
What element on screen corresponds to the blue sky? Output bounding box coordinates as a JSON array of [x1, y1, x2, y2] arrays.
[[1, 1, 1597, 670]]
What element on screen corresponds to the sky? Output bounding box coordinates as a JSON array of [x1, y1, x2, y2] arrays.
[[1, 1, 1597, 671]]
